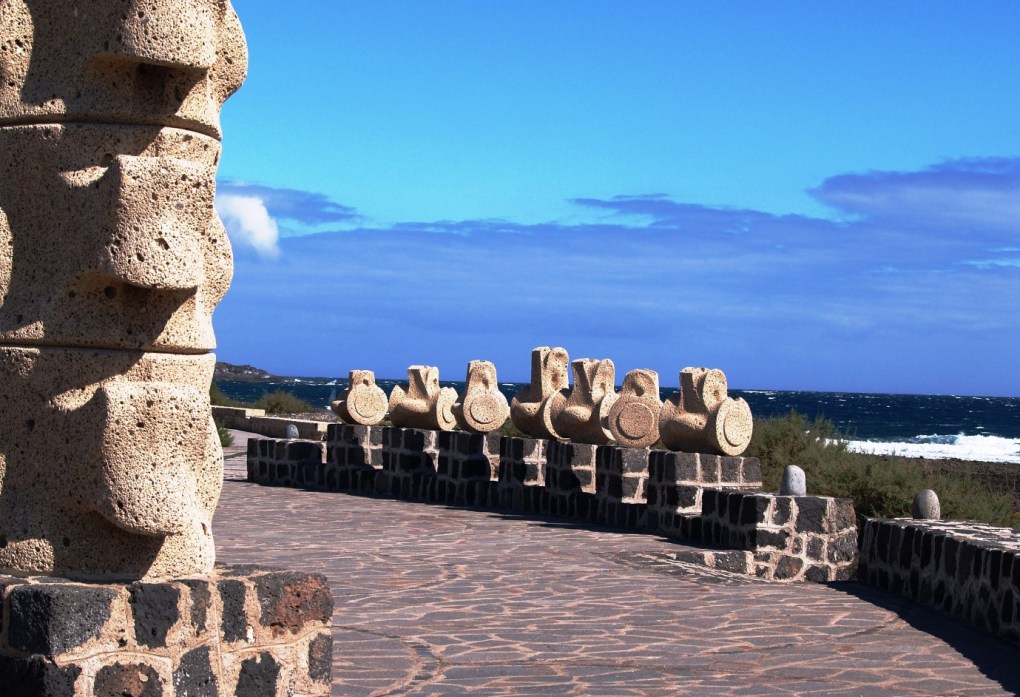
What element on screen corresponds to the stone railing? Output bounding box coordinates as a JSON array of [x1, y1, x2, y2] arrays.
[[247, 425, 858, 583], [213, 405, 330, 441], [858, 517, 1020, 644]]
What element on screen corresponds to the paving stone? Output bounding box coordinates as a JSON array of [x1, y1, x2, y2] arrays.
[[214, 469, 1020, 696]]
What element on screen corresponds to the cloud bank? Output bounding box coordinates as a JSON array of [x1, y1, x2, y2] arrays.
[[213, 158, 1020, 396]]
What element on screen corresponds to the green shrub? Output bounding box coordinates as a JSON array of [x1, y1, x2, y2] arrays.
[[210, 382, 243, 407], [253, 390, 315, 414], [745, 411, 1017, 528], [216, 420, 234, 447]]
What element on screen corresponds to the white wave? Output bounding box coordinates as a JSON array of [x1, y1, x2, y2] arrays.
[[846, 434, 1020, 464]]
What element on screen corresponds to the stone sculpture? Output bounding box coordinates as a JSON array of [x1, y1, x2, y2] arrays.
[[453, 360, 510, 433], [510, 346, 570, 439], [553, 358, 618, 445], [0, 5, 336, 693], [0, 0, 246, 581], [607, 368, 662, 448], [659, 367, 753, 456], [912, 489, 941, 520], [388, 365, 458, 431], [332, 369, 388, 426], [780, 465, 807, 496]]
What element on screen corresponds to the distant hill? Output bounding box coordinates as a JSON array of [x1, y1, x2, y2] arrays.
[[214, 361, 277, 382]]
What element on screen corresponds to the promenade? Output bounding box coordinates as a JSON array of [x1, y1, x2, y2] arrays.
[[216, 440, 1019, 696]]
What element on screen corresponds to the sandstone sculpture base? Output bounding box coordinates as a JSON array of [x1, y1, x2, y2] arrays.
[[0, 565, 332, 696]]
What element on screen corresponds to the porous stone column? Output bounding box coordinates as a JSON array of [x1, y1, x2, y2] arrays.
[[0, 2, 332, 692], [452, 360, 510, 434], [331, 370, 388, 426]]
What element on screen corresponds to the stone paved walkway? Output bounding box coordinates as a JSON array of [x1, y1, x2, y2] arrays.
[[216, 442, 1019, 696]]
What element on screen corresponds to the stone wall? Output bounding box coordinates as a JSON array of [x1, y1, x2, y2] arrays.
[[698, 491, 858, 581], [0, 565, 332, 696], [213, 406, 330, 441], [249, 426, 857, 584], [859, 518, 1020, 644], [247, 439, 326, 489]]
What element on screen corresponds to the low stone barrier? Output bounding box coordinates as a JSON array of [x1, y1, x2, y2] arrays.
[[699, 490, 858, 581], [212, 405, 330, 441], [0, 566, 333, 696], [858, 518, 1020, 644], [247, 426, 856, 584], [247, 438, 326, 488]]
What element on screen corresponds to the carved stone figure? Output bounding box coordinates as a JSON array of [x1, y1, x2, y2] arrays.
[[658, 367, 753, 456], [332, 369, 388, 426], [607, 369, 662, 448], [453, 360, 510, 433], [510, 346, 570, 439], [553, 358, 618, 445], [0, 0, 247, 580], [388, 365, 458, 431]]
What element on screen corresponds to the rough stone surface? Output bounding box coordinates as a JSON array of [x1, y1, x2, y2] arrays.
[[218, 476, 1020, 696], [453, 360, 510, 433], [860, 517, 1020, 647], [606, 368, 662, 448], [0, 0, 247, 580], [659, 367, 754, 456], [388, 365, 458, 431], [913, 489, 942, 520], [0, 565, 331, 696], [780, 465, 807, 496], [331, 369, 388, 425], [510, 346, 570, 439], [553, 358, 619, 445]]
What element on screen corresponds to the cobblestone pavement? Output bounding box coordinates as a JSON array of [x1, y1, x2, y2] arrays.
[[215, 444, 1020, 696]]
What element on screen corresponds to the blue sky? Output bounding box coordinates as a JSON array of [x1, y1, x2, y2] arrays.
[[215, 1, 1020, 396]]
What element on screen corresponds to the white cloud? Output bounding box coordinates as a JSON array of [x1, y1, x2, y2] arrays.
[[215, 194, 281, 258]]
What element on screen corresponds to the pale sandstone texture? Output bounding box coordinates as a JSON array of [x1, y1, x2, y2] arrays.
[[0, 0, 247, 580], [453, 360, 510, 433], [331, 369, 388, 426], [607, 368, 662, 448], [553, 358, 619, 445], [510, 346, 570, 439], [659, 367, 754, 456], [388, 365, 458, 431]]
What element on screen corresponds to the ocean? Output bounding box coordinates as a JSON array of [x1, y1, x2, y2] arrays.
[[214, 378, 1020, 465]]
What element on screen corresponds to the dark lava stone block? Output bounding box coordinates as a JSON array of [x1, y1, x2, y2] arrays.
[[0, 656, 81, 697], [94, 662, 163, 697], [255, 571, 333, 637], [235, 653, 280, 697], [173, 646, 217, 697], [8, 583, 116, 655], [129, 582, 180, 649]]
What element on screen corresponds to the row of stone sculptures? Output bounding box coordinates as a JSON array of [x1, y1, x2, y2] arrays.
[[331, 347, 754, 456]]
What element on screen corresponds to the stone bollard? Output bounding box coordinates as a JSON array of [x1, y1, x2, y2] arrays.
[[659, 367, 753, 456], [553, 358, 619, 445], [607, 368, 662, 448], [453, 360, 510, 433], [780, 465, 807, 496], [388, 365, 458, 431], [285, 423, 301, 439], [332, 369, 388, 425], [912, 489, 941, 520], [510, 346, 570, 439]]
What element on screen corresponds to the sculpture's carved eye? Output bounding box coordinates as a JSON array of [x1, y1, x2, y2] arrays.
[[60, 164, 111, 188]]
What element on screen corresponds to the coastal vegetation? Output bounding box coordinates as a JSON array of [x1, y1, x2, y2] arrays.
[[210, 383, 315, 414], [747, 411, 1018, 528]]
